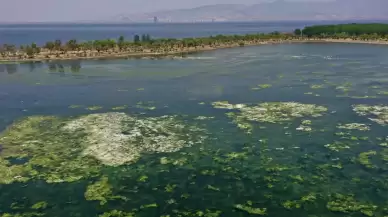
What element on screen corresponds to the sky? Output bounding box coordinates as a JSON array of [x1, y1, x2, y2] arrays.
[[0, 0, 333, 22]]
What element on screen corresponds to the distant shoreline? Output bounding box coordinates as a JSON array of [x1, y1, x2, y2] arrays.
[[1, 38, 387, 63]]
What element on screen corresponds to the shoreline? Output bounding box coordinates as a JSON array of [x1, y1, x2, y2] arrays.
[[1, 38, 387, 63]]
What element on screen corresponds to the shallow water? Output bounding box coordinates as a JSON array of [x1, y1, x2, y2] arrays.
[[1, 43, 388, 217]]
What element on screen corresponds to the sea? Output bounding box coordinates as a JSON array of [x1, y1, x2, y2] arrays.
[[0, 22, 388, 217]]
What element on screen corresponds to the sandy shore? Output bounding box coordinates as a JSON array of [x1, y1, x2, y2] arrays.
[[0, 38, 387, 63]]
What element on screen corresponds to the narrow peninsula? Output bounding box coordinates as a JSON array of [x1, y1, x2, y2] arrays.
[[1, 23, 388, 63]]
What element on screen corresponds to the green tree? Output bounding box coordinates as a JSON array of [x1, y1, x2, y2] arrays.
[[294, 29, 302, 36], [3, 44, 16, 53], [93, 40, 103, 52], [54, 39, 62, 50], [66, 39, 78, 51], [118, 36, 125, 50], [31, 42, 40, 54], [45, 41, 55, 51], [25, 45, 35, 58]]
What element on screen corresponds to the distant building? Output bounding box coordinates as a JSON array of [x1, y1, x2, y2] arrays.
[[153, 16, 158, 23]]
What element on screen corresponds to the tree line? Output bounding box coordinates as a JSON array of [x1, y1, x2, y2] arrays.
[[1, 23, 388, 59], [0, 32, 291, 58], [296, 23, 388, 37]]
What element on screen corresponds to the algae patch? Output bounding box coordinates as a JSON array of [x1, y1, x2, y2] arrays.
[[64, 112, 206, 166], [0, 112, 207, 184], [327, 194, 377, 216], [99, 210, 135, 217], [337, 123, 370, 131], [212, 101, 327, 123], [212, 101, 326, 132], [84, 176, 127, 205], [234, 204, 267, 215], [353, 105, 388, 125], [0, 116, 100, 184], [252, 84, 272, 90], [87, 106, 103, 111]]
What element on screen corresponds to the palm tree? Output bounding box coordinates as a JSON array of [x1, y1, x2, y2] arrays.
[[54, 39, 62, 50], [25, 45, 35, 58], [45, 41, 55, 52], [66, 39, 78, 51], [118, 36, 125, 50]]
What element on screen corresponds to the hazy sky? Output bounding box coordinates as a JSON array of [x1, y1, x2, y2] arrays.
[[0, 0, 333, 22]]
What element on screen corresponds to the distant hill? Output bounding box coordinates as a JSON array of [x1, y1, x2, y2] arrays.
[[112, 0, 388, 22]]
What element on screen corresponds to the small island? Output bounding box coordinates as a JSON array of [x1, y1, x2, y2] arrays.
[[1, 23, 388, 63]]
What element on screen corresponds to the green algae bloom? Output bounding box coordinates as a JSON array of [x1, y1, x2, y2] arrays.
[[301, 120, 312, 125], [0, 158, 31, 184], [140, 203, 158, 209], [194, 116, 215, 120], [63, 112, 206, 166], [301, 193, 317, 202], [298, 127, 313, 132], [213, 101, 327, 123], [377, 91, 388, 95], [225, 112, 254, 133], [0, 112, 207, 184], [212, 101, 326, 133], [353, 105, 388, 125], [0, 116, 101, 184], [171, 209, 221, 217], [379, 143, 388, 147], [310, 84, 324, 89], [112, 105, 128, 110], [135, 102, 156, 110], [234, 204, 267, 215], [381, 149, 388, 162], [258, 84, 272, 89], [87, 106, 103, 111], [207, 185, 220, 191], [1, 212, 44, 217], [337, 123, 370, 131], [30, 202, 48, 210], [252, 84, 272, 90], [138, 175, 148, 182], [99, 210, 135, 217], [160, 157, 170, 165], [68, 105, 83, 109], [84, 176, 127, 205], [211, 101, 244, 110], [326, 194, 377, 216], [165, 184, 177, 193], [324, 141, 351, 152], [282, 200, 301, 209], [358, 151, 377, 169]]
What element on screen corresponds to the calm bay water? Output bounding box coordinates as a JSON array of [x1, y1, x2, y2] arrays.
[[1, 43, 388, 216], [0, 21, 377, 46]]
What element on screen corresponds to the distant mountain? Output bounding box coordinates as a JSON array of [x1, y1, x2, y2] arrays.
[[113, 0, 388, 22]]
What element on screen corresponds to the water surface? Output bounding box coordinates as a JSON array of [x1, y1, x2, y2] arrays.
[[1, 43, 388, 217]]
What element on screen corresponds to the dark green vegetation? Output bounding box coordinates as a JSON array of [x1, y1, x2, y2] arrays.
[[301, 23, 388, 38]]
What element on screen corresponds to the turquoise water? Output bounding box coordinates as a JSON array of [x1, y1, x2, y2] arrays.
[[1, 43, 388, 216]]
